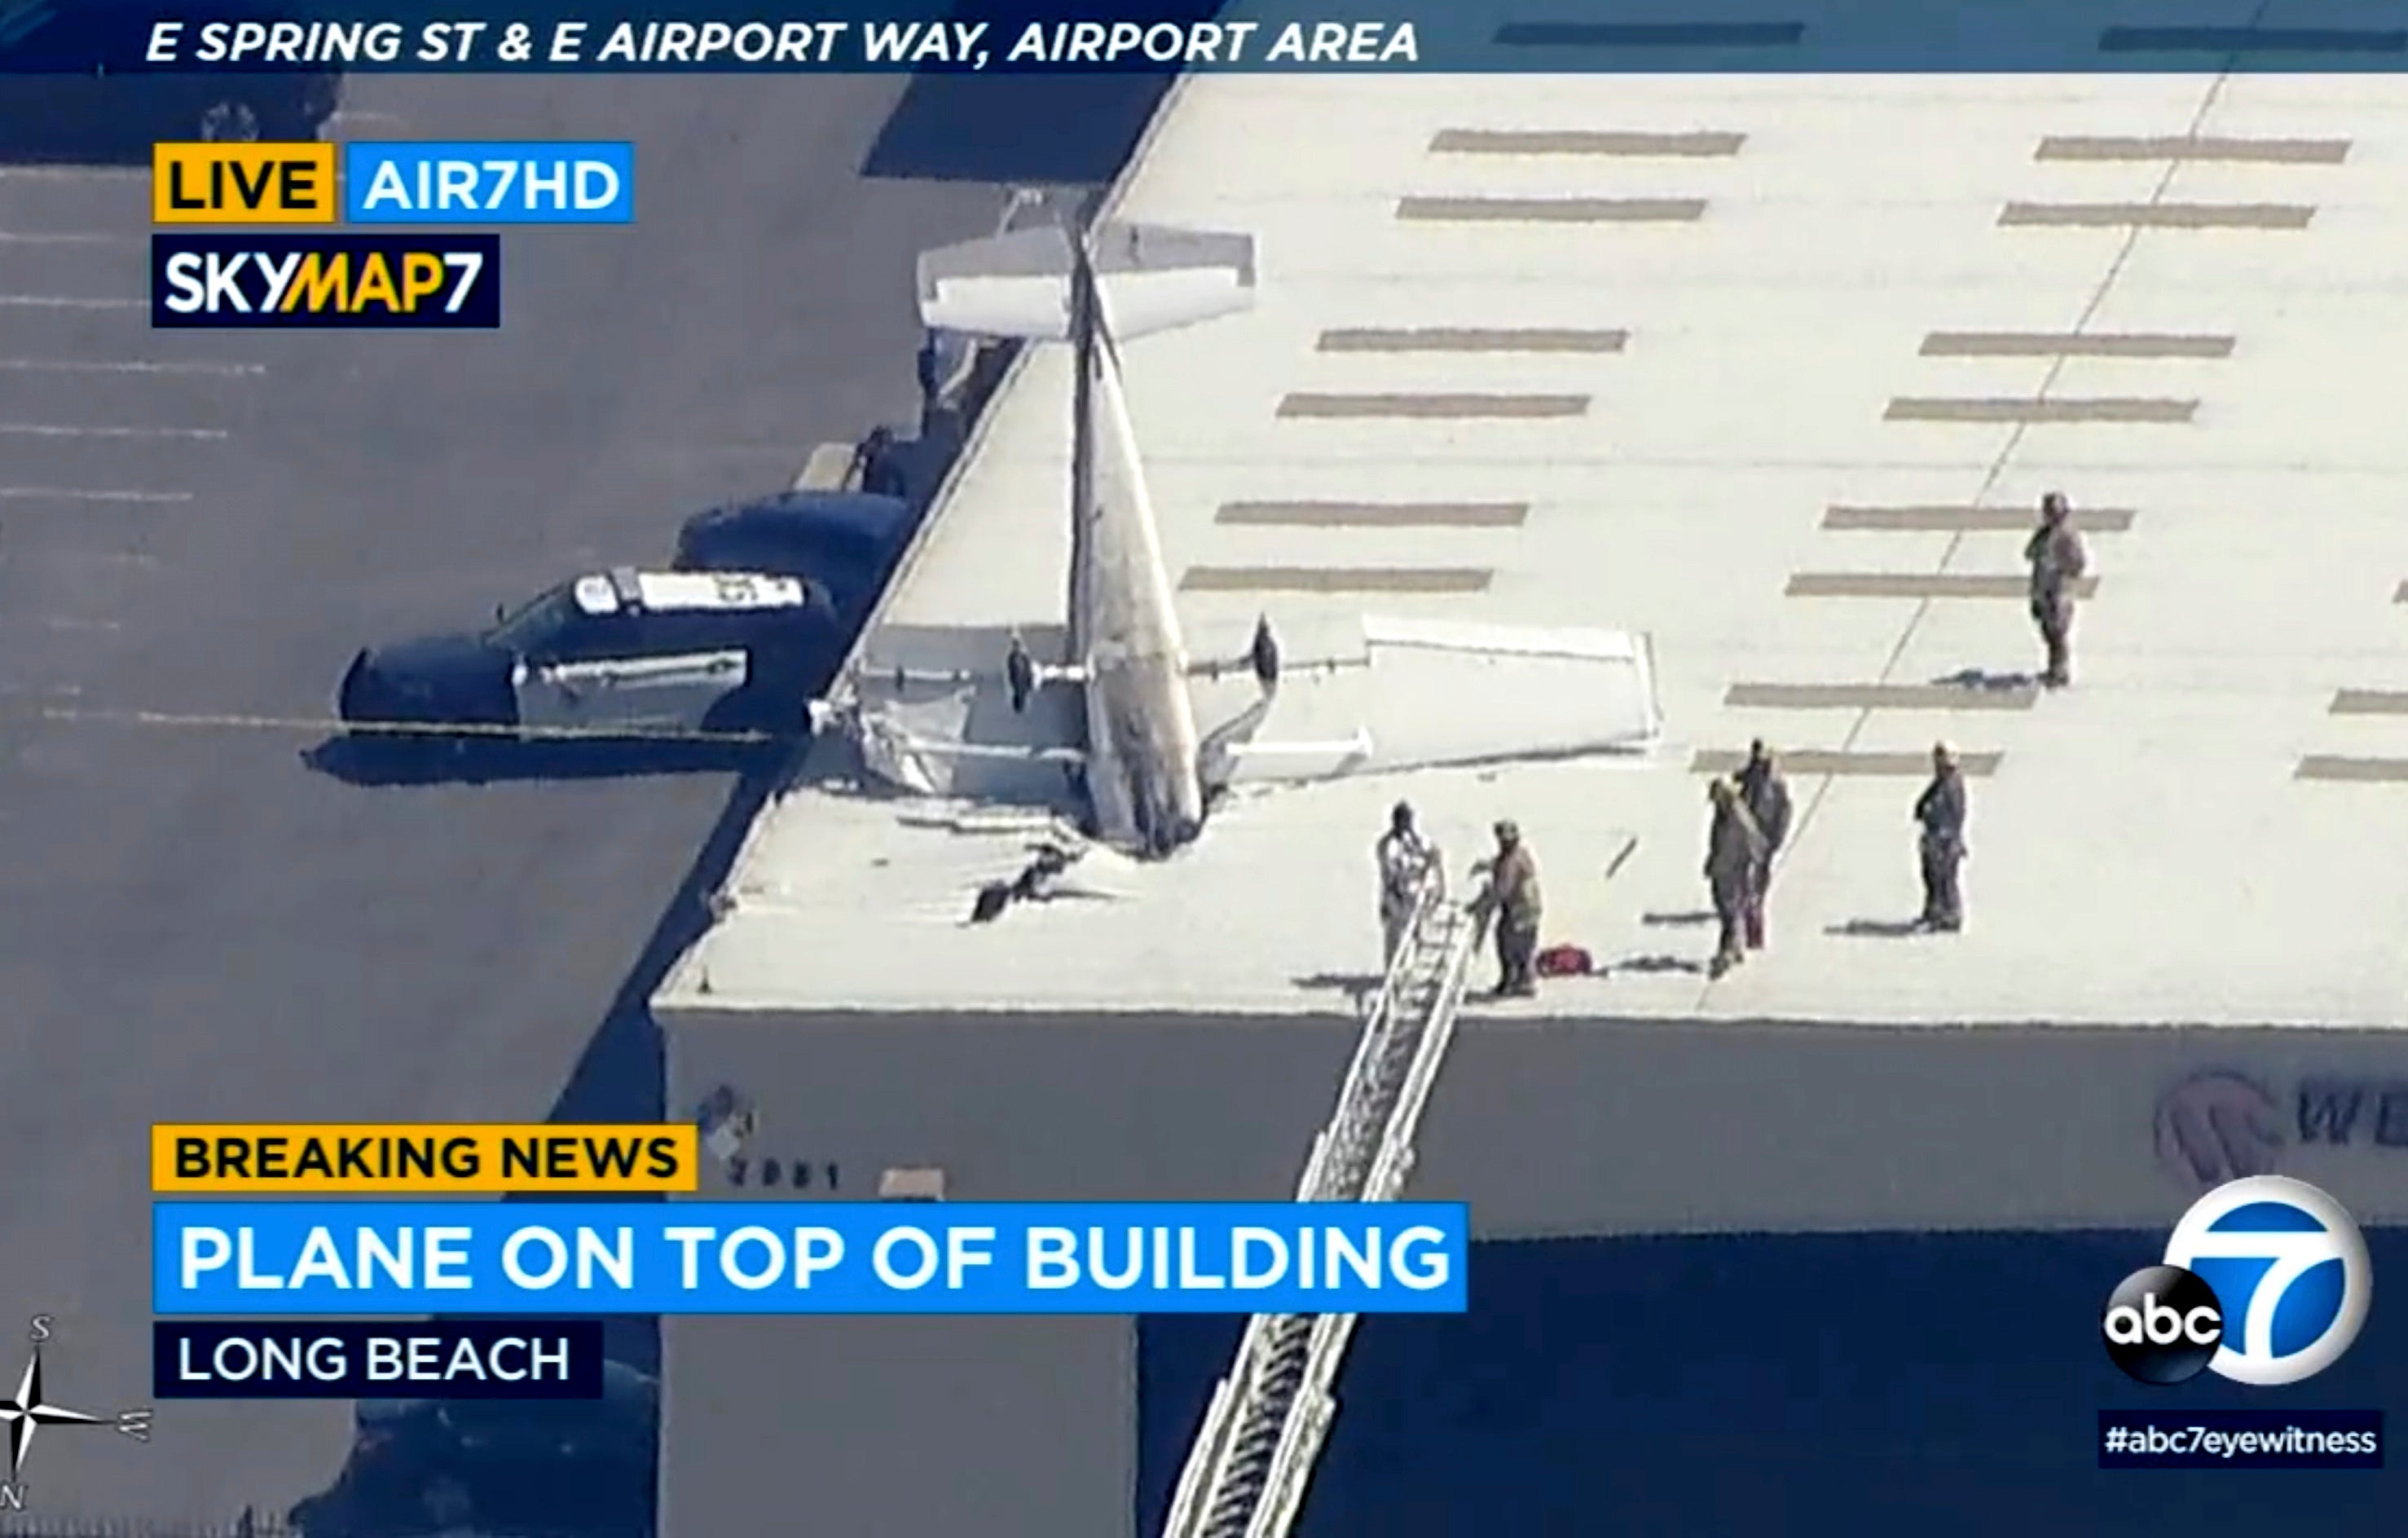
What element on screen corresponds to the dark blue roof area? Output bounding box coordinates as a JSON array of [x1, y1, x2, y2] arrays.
[[1140, 1227, 2408, 1535]]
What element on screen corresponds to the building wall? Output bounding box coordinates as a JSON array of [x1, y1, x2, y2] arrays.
[[663, 1009, 1358, 1205], [661, 1005, 2408, 1230], [655, 1007, 1357, 1538], [1425, 1016, 2408, 1234], [655, 1003, 2408, 1537], [659, 1313, 1134, 1538]]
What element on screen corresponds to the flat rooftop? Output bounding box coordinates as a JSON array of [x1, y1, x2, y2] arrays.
[[661, 70, 2408, 1029]]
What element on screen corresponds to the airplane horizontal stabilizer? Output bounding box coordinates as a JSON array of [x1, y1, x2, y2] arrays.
[[917, 223, 1257, 342]]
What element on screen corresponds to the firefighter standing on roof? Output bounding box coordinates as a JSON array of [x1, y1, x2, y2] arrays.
[[1914, 742, 1968, 932], [1705, 778, 1767, 979], [1376, 801, 1437, 966], [1735, 740, 1791, 950], [1478, 820, 1542, 998], [2026, 491, 2089, 688]]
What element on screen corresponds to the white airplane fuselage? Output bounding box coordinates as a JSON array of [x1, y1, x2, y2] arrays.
[[911, 214, 1260, 859], [1075, 329, 1207, 859]]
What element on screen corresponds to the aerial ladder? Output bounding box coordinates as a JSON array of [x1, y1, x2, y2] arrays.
[[1158, 857, 1484, 1538]]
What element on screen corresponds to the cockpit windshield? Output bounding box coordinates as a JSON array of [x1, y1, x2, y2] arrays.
[[485, 584, 579, 653]]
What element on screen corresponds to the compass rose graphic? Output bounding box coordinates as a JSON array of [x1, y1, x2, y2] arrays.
[[0, 1343, 106, 1482], [0, 1316, 152, 1509]]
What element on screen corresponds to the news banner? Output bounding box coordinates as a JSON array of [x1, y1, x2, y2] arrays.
[[149, 1124, 1468, 1400], [137, 16, 1423, 67], [39, 6, 2408, 74]]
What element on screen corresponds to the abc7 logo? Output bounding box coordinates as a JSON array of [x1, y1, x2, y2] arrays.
[[2103, 1174, 2372, 1386], [2102, 1265, 2225, 1385]]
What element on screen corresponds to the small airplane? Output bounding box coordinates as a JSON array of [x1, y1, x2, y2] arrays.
[[816, 203, 1664, 861]]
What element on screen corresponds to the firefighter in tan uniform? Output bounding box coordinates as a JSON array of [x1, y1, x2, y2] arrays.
[[1375, 801, 1437, 966], [1476, 820, 1542, 998], [1705, 778, 1767, 978], [2026, 491, 2089, 689], [1735, 740, 1792, 950], [1914, 742, 1970, 932]]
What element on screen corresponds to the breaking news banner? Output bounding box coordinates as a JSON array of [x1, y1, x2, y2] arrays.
[[152, 1201, 1471, 1315], [150, 1124, 701, 1192], [155, 1319, 607, 1399], [8, 1, 2408, 74]]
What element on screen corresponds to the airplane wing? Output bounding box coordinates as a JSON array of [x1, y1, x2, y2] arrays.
[[826, 628, 1087, 802], [830, 603, 1665, 798], [1186, 613, 1664, 787]]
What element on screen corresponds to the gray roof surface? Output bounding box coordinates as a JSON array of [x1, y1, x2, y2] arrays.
[[663, 71, 2408, 1029]]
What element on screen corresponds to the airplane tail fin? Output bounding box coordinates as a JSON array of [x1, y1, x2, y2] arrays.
[[916, 223, 1257, 342]]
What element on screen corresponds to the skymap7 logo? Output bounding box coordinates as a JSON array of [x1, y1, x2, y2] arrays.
[[151, 234, 503, 329]]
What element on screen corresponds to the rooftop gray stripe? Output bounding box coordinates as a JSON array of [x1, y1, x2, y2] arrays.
[[1279, 392, 1590, 419], [2298, 756, 2408, 782], [1823, 505, 2135, 531], [1399, 196, 1707, 223], [1920, 332, 2234, 359], [2099, 26, 2405, 54], [1217, 501, 1530, 527], [1318, 327, 1628, 353], [1693, 748, 2001, 777], [1788, 573, 2101, 599], [1725, 682, 2039, 710], [1430, 130, 1745, 156], [2036, 135, 2350, 164], [1886, 397, 2196, 424], [2001, 202, 2314, 229], [1181, 566, 1494, 594], [2330, 690, 2408, 716]]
